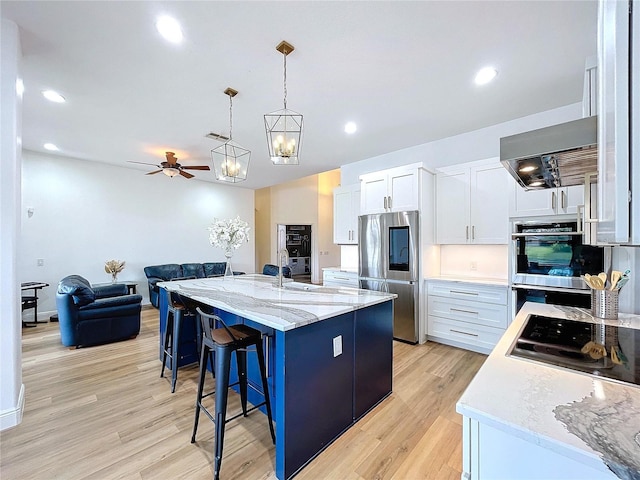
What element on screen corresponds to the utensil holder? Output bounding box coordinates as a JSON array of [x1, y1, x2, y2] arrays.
[[591, 289, 619, 319]]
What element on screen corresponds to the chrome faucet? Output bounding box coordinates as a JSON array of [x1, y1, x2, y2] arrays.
[[278, 248, 290, 288]]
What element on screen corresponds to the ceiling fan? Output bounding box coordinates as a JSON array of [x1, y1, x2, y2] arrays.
[[129, 152, 210, 179]]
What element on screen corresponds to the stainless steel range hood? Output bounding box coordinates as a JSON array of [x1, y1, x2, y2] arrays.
[[500, 116, 597, 190]]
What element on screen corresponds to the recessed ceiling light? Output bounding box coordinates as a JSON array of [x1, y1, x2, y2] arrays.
[[519, 165, 536, 173], [474, 67, 498, 85], [156, 15, 183, 43], [344, 122, 357, 134], [528, 180, 544, 187], [42, 90, 66, 103], [44, 143, 59, 151]]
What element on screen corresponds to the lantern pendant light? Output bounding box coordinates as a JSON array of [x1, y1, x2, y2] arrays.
[[211, 87, 250, 183], [264, 40, 303, 165]]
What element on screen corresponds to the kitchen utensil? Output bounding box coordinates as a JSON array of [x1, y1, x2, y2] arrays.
[[584, 274, 598, 289], [581, 340, 607, 359], [615, 276, 630, 291], [611, 345, 622, 365], [598, 272, 608, 287], [609, 270, 622, 291], [590, 276, 605, 290]]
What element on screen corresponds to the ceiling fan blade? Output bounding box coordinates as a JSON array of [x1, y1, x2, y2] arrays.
[[179, 170, 194, 179], [128, 161, 160, 167], [165, 152, 178, 165], [181, 165, 210, 170], [146, 170, 163, 175]]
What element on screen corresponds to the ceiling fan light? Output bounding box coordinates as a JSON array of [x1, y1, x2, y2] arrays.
[[163, 167, 180, 177]]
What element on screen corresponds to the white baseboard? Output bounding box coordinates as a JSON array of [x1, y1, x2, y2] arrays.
[[0, 383, 24, 431]]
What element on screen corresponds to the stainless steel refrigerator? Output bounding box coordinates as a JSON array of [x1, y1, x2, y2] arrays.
[[358, 211, 419, 343]]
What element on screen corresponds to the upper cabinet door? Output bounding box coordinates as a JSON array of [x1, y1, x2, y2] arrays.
[[436, 169, 469, 244], [436, 159, 508, 245], [333, 184, 360, 245], [470, 164, 510, 244], [360, 165, 420, 215], [360, 173, 388, 215], [597, 0, 632, 244], [387, 169, 419, 212]]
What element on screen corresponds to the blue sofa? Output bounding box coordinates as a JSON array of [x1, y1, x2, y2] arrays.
[[56, 275, 142, 348], [144, 262, 243, 308]]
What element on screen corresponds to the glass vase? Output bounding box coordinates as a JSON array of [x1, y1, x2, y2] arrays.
[[111, 272, 118, 283], [224, 249, 234, 279]]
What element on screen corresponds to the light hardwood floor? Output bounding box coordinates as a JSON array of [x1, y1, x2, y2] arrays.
[[1, 307, 486, 480]]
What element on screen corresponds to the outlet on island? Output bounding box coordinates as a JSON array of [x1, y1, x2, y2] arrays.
[[470, 261, 477, 271]]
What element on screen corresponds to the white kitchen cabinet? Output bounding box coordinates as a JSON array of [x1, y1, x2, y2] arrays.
[[333, 184, 360, 244], [360, 164, 420, 214], [322, 268, 358, 288], [436, 159, 509, 244], [582, 56, 598, 118], [509, 181, 584, 218], [596, 0, 640, 245], [461, 418, 617, 480], [427, 279, 508, 354]]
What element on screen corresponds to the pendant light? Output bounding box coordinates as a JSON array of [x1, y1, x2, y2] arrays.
[[264, 40, 303, 165], [211, 87, 250, 183]]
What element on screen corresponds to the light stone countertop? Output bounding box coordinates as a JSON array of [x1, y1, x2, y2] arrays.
[[159, 274, 395, 332], [456, 302, 640, 479]]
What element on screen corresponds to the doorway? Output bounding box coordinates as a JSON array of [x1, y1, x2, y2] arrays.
[[277, 224, 312, 283]]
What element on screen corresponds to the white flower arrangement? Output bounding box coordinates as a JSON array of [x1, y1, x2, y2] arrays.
[[208, 216, 250, 252]]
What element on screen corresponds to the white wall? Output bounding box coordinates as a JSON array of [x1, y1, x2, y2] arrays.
[[340, 103, 584, 185], [20, 151, 255, 316], [267, 172, 341, 284], [1, 19, 24, 431]]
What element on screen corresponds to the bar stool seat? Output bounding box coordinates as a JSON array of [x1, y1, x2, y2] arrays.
[[192, 307, 275, 480], [160, 293, 199, 393]]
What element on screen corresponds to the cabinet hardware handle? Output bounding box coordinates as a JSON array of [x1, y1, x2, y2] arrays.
[[451, 307, 479, 315], [466, 226, 469, 240], [450, 329, 479, 337], [384, 196, 388, 210], [349, 230, 352, 241], [552, 191, 557, 210], [450, 290, 478, 295], [472, 225, 475, 240], [561, 190, 567, 209], [388, 196, 392, 210]]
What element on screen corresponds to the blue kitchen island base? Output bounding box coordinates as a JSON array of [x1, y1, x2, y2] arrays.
[[276, 300, 393, 479], [158, 276, 395, 479]]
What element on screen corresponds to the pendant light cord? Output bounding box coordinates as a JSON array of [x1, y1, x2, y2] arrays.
[[283, 52, 287, 110], [228, 94, 233, 141]]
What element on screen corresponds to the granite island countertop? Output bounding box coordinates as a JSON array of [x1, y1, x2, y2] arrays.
[[456, 302, 640, 479], [159, 273, 395, 332]]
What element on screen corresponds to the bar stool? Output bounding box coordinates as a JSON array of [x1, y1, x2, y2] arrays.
[[160, 292, 200, 393], [192, 307, 275, 480]]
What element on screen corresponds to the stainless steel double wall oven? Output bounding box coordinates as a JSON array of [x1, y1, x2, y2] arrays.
[[511, 219, 609, 312]]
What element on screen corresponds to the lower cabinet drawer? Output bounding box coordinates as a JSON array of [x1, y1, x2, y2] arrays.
[[428, 316, 504, 352], [428, 296, 508, 329], [323, 270, 359, 288]]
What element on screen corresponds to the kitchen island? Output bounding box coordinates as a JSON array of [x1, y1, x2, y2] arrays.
[[457, 302, 640, 480], [159, 274, 395, 480]]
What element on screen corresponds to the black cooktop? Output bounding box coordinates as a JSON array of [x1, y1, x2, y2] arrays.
[[508, 314, 640, 387]]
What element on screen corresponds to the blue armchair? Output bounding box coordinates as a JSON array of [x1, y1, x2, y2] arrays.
[[263, 263, 292, 278], [56, 275, 142, 347]]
